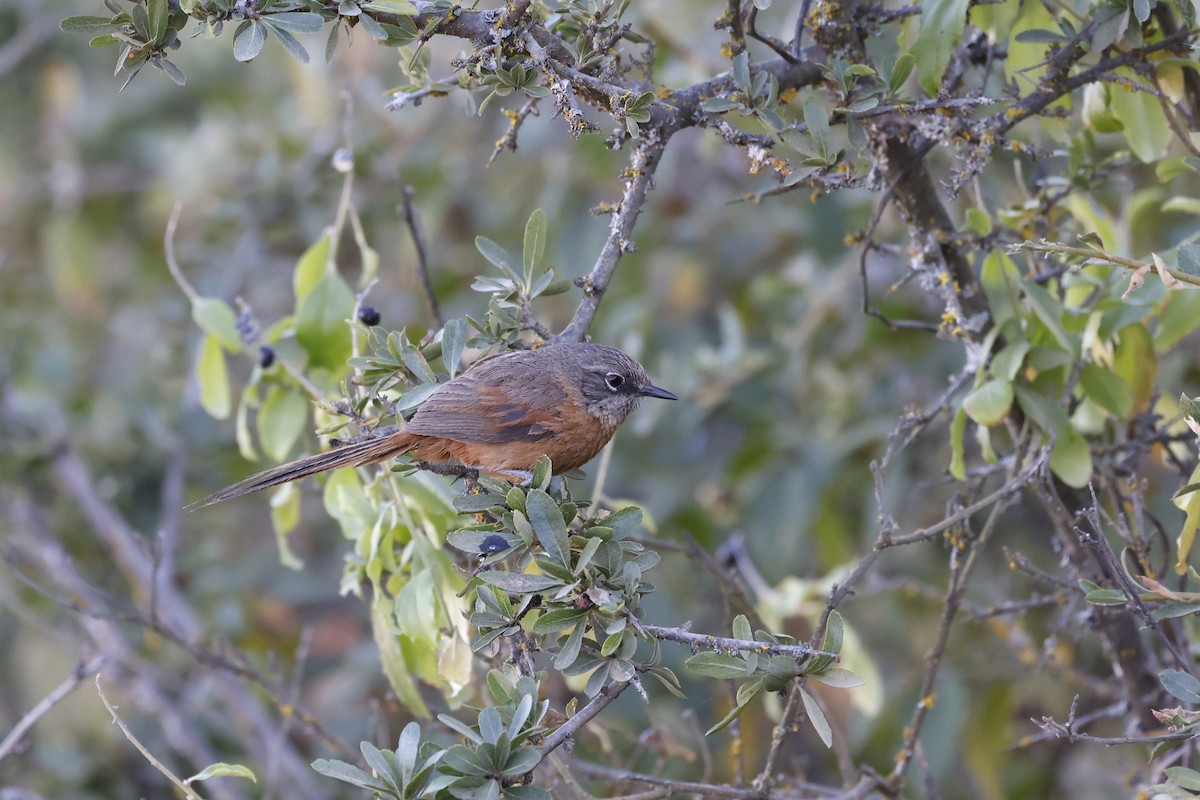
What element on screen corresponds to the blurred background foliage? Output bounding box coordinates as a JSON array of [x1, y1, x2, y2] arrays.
[[3, 0, 1200, 798]]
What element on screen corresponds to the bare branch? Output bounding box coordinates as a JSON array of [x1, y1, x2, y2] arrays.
[[0, 656, 108, 763]]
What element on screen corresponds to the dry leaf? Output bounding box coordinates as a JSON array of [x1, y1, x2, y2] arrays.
[[1153, 253, 1184, 291], [1122, 260, 1153, 298]]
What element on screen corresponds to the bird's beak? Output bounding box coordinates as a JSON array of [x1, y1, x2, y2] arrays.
[[639, 383, 679, 401]]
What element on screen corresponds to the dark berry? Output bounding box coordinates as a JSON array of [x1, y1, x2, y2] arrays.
[[259, 345, 276, 369], [480, 534, 509, 554], [358, 306, 381, 326]]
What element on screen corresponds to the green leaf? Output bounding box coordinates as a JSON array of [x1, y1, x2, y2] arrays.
[[810, 668, 865, 688], [1084, 587, 1125, 605], [732, 52, 750, 91], [185, 762, 257, 785], [705, 677, 762, 734], [700, 97, 742, 113], [265, 22, 310, 63], [192, 297, 242, 353], [949, 406, 967, 481], [990, 339, 1030, 382], [294, 232, 332, 303], [233, 19, 268, 62], [525, 489, 571, 570], [197, 334, 231, 420], [396, 381, 440, 413], [553, 619, 585, 669], [981, 253, 1020, 328], [258, 387, 307, 462], [270, 482, 304, 569], [442, 318, 468, 379], [1161, 669, 1200, 703], [1013, 383, 1069, 435], [61, 16, 121, 34], [822, 610, 844, 655], [1166, 767, 1200, 791], [358, 13, 388, 41], [965, 208, 992, 236], [312, 758, 390, 792], [684, 651, 751, 679], [1157, 157, 1197, 183], [530, 608, 586, 634], [1022, 280, 1078, 356], [888, 53, 915, 95], [1113, 323, 1156, 412], [475, 236, 522, 287], [1163, 197, 1200, 216], [1013, 28, 1065, 43], [235, 383, 259, 461], [1110, 74, 1171, 164], [522, 209, 546, 290], [803, 97, 830, 158], [147, 0, 168, 43], [1151, 601, 1200, 622], [914, 0, 970, 96], [478, 571, 564, 594], [732, 614, 752, 642], [295, 272, 355, 372], [362, 0, 419, 13], [372, 596, 431, 718], [799, 686, 833, 748], [1050, 429, 1092, 488], [962, 379, 1013, 426], [264, 11, 324, 33], [1079, 363, 1132, 419]]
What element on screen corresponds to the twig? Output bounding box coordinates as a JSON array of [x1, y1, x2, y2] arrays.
[[556, 138, 669, 343], [400, 186, 443, 327], [889, 487, 1010, 786], [540, 680, 631, 757], [569, 759, 843, 798], [638, 624, 836, 661], [886, 454, 1043, 547], [0, 656, 108, 762], [385, 74, 461, 111], [489, 97, 541, 165], [96, 675, 204, 800], [165, 200, 200, 305], [1010, 240, 1200, 289]]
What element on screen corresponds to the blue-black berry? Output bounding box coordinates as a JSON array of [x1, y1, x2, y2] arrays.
[[480, 534, 509, 554], [358, 306, 381, 326], [259, 345, 276, 369]]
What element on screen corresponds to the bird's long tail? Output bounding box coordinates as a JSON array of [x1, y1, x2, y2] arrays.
[[191, 432, 415, 508]]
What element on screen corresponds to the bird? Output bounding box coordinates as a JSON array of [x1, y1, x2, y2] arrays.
[[194, 342, 677, 507]]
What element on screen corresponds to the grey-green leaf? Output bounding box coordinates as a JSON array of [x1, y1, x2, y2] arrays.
[[525, 489, 570, 570]]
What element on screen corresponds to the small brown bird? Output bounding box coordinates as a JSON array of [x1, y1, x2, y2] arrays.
[[196, 342, 677, 507]]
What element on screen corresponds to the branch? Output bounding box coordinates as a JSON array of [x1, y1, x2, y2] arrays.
[[400, 186, 443, 327], [540, 680, 631, 757], [569, 759, 849, 799], [0, 656, 108, 763], [555, 138, 668, 342], [96, 676, 204, 800], [638, 624, 837, 661]]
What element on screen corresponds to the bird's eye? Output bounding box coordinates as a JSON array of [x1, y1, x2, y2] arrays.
[[604, 372, 625, 391]]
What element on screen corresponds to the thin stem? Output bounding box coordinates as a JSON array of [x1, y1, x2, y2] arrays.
[[96, 675, 204, 800], [400, 186, 444, 327], [164, 200, 200, 305], [1011, 241, 1200, 289]]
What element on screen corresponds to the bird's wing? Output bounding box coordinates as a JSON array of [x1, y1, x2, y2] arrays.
[[404, 357, 567, 444]]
